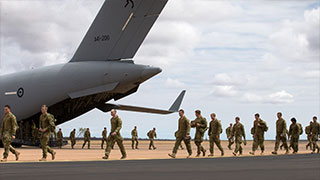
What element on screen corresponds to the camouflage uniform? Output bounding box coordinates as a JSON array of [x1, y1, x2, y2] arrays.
[[0, 112, 19, 160], [57, 130, 63, 148], [208, 119, 224, 156], [69, 130, 76, 149], [39, 113, 56, 159], [131, 129, 139, 149], [251, 118, 268, 154], [226, 126, 234, 150], [147, 130, 157, 150], [232, 122, 246, 155], [273, 118, 289, 153], [171, 116, 192, 156], [104, 116, 126, 157], [310, 122, 320, 153], [305, 125, 312, 150], [101, 129, 107, 149], [191, 116, 208, 156], [82, 130, 91, 149], [288, 123, 302, 153]]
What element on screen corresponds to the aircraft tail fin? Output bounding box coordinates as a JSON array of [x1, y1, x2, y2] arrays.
[[70, 0, 168, 62], [96, 90, 186, 115]]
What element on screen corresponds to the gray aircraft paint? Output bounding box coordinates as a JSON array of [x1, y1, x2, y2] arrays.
[[0, 0, 185, 133]]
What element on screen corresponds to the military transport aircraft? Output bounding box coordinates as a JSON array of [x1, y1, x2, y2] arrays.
[[0, 0, 185, 147]]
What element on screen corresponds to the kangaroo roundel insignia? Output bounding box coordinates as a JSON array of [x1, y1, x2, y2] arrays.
[[17, 88, 24, 98]]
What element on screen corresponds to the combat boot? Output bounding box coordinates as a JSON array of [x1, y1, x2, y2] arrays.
[[196, 153, 200, 157], [39, 158, 46, 161], [272, 151, 277, 155], [168, 153, 176, 158], [221, 151, 224, 156], [120, 155, 126, 159], [232, 152, 237, 156], [51, 151, 56, 160], [249, 151, 255, 155], [208, 153, 214, 157], [187, 154, 192, 158], [1, 158, 7, 162], [102, 155, 109, 159], [202, 149, 206, 157], [285, 150, 289, 154], [15, 152, 20, 161]]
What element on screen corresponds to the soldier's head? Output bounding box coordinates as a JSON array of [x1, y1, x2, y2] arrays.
[[229, 123, 233, 127], [87, 128, 90, 131], [291, 117, 297, 124], [73, 129, 76, 131], [59, 128, 61, 131], [134, 126, 137, 129], [277, 112, 282, 118], [4, 105, 11, 114], [104, 127, 106, 130], [313, 116, 317, 123], [153, 127, 156, 131], [41, 105, 48, 114], [210, 113, 216, 120], [310, 121, 313, 125], [235, 117, 240, 123], [195, 110, 201, 118], [111, 109, 117, 117], [179, 109, 184, 117], [255, 113, 260, 120]]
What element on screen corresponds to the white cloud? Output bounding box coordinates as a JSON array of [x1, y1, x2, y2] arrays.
[[242, 90, 294, 104], [210, 85, 237, 97]]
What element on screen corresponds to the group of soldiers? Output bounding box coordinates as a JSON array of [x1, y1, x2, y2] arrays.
[[1, 104, 319, 161]]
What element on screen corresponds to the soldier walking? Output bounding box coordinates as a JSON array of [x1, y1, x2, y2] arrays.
[[102, 109, 126, 159], [305, 121, 312, 150], [131, 126, 139, 149], [310, 116, 320, 154], [226, 123, 234, 150], [57, 128, 63, 149], [232, 117, 246, 156], [39, 105, 56, 161], [82, 128, 91, 149], [208, 113, 224, 156], [288, 118, 302, 154], [0, 105, 20, 162], [69, 129, 76, 149], [250, 113, 268, 155], [101, 127, 107, 149], [147, 128, 157, 150], [168, 109, 192, 158], [191, 110, 208, 157], [272, 112, 289, 155]]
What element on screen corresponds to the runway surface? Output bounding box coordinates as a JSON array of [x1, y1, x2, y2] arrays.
[[1, 154, 319, 180]]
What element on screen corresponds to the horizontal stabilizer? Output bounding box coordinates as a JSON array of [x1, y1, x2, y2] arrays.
[[96, 90, 186, 114], [71, 0, 168, 62]]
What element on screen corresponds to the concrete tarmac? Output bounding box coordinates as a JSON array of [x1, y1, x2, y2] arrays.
[[1, 154, 319, 180]]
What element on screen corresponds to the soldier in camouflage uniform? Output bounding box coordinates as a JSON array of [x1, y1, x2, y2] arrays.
[[232, 117, 246, 156], [310, 116, 320, 154], [250, 113, 268, 155], [147, 128, 157, 150], [208, 113, 224, 156], [131, 126, 139, 149], [39, 105, 56, 161], [226, 123, 234, 150], [82, 128, 91, 149], [102, 109, 126, 159], [0, 105, 20, 162], [101, 127, 107, 149], [272, 112, 289, 155], [69, 129, 76, 149], [168, 109, 192, 158], [288, 118, 302, 154], [305, 121, 312, 150], [191, 110, 208, 157], [57, 128, 63, 149]]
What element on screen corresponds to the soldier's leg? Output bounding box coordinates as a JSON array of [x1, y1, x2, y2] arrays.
[[234, 138, 240, 154], [101, 139, 104, 149], [135, 138, 139, 149], [281, 136, 289, 152], [149, 139, 152, 149], [214, 137, 224, 154], [274, 135, 280, 152], [184, 138, 192, 156], [209, 136, 214, 155], [115, 136, 126, 157], [195, 141, 201, 156], [82, 140, 87, 148], [312, 135, 319, 152], [40, 135, 49, 158], [252, 136, 258, 152], [2, 139, 10, 159], [172, 137, 183, 154], [260, 136, 265, 153], [105, 136, 114, 156], [131, 139, 134, 149], [88, 140, 90, 149]]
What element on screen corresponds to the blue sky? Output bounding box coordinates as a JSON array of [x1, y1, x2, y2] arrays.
[[0, 0, 319, 140]]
